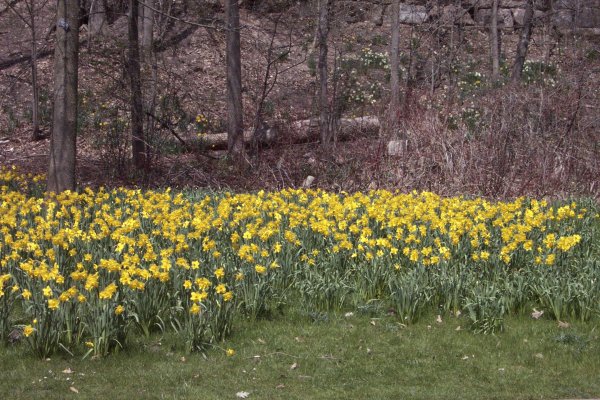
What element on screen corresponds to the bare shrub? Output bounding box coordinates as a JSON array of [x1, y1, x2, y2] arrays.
[[386, 71, 600, 199]]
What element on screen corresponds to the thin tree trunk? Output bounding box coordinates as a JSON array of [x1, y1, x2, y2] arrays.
[[225, 0, 244, 162], [141, 0, 153, 58], [141, 0, 156, 167], [48, 0, 79, 193], [8, 0, 42, 140], [389, 0, 400, 134], [128, 0, 146, 169], [490, 0, 500, 81], [29, 0, 41, 140], [511, 0, 534, 84], [317, 0, 331, 148], [89, 0, 107, 36]]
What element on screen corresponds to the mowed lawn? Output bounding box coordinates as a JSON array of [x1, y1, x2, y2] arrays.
[[2, 311, 599, 400]]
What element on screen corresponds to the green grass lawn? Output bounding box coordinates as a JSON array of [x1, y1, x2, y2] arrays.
[[2, 311, 599, 400]]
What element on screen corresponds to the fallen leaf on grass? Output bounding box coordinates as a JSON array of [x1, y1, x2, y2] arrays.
[[558, 320, 570, 328], [69, 386, 79, 393], [236, 391, 250, 398], [290, 362, 298, 370], [531, 308, 544, 319], [455, 326, 461, 331]]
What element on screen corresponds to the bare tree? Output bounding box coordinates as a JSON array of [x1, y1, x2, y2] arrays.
[[317, 0, 331, 148], [140, 0, 156, 166], [5, 0, 49, 140], [128, 0, 146, 169], [225, 0, 244, 162], [140, 0, 153, 56], [388, 0, 400, 133], [89, 0, 107, 36], [511, 0, 534, 84], [47, 0, 79, 192], [490, 0, 500, 80]]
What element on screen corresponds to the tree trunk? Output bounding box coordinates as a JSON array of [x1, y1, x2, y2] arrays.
[[179, 116, 381, 150], [128, 0, 146, 170], [8, 0, 42, 140], [141, 0, 153, 58], [388, 0, 400, 134], [141, 0, 156, 167], [511, 0, 534, 84], [89, 0, 107, 36], [490, 0, 500, 81], [225, 0, 244, 162], [29, 1, 41, 141], [47, 0, 79, 193], [317, 0, 331, 148]]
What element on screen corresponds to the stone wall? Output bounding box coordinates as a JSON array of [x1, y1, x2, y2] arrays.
[[375, 0, 600, 34]]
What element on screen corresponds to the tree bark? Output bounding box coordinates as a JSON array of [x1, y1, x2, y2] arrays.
[[225, 0, 244, 162], [89, 0, 107, 36], [140, 0, 153, 58], [47, 0, 79, 193], [317, 0, 331, 148], [184, 116, 381, 150], [128, 0, 146, 170], [140, 0, 156, 167], [490, 0, 500, 81], [31, 6, 40, 141], [511, 0, 534, 84], [6, 0, 42, 140], [389, 0, 400, 134]]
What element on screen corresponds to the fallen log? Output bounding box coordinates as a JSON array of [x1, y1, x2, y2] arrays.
[[0, 48, 53, 71], [184, 116, 380, 151]]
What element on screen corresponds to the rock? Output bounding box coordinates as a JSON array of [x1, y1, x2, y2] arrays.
[[573, 27, 600, 35], [339, 1, 368, 24], [398, 4, 429, 24], [555, 0, 600, 10], [302, 175, 315, 188], [371, 4, 387, 26], [502, 9, 515, 28], [474, 9, 490, 25], [462, 0, 528, 8], [553, 9, 574, 27], [387, 140, 407, 157], [475, 8, 514, 27], [433, 5, 476, 25], [512, 9, 547, 26], [574, 7, 600, 28]]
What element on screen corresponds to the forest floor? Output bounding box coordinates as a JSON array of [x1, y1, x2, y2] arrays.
[[1, 2, 599, 197]]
